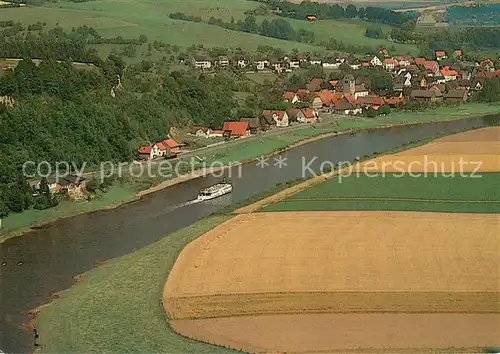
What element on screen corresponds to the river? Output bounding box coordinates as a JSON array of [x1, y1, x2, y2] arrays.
[[0, 115, 497, 353]]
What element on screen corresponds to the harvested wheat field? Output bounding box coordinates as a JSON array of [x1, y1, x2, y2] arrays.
[[172, 313, 500, 353], [164, 211, 500, 319]]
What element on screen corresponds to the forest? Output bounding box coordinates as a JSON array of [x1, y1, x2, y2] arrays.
[[0, 24, 243, 217]]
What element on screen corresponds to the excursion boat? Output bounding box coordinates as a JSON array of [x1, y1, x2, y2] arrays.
[[197, 179, 232, 201]]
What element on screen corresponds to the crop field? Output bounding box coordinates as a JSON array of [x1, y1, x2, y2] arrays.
[[172, 314, 500, 353], [164, 126, 500, 353], [164, 211, 499, 316]]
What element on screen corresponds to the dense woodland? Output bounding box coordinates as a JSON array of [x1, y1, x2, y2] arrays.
[[0, 24, 249, 217]]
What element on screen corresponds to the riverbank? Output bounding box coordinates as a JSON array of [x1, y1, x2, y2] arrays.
[[2, 103, 499, 242], [34, 124, 497, 353]]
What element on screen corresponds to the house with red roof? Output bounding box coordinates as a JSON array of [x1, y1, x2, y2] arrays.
[[480, 59, 495, 71], [333, 96, 362, 115], [415, 57, 426, 66], [435, 50, 447, 60], [283, 91, 299, 103], [297, 108, 318, 124], [383, 58, 398, 71], [223, 121, 250, 137], [138, 146, 153, 161], [440, 66, 459, 81], [358, 95, 385, 110], [262, 110, 289, 127], [453, 50, 463, 59], [396, 56, 413, 67], [423, 61, 440, 76], [152, 138, 180, 158], [384, 96, 405, 107], [296, 88, 311, 101]]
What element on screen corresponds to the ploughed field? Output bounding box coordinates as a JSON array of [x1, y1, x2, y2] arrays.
[[163, 127, 500, 353]]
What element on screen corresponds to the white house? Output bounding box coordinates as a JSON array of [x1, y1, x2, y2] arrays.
[[310, 59, 322, 66], [383, 58, 398, 71], [264, 110, 289, 127], [256, 60, 269, 71], [322, 62, 339, 70], [207, 129, 224, 138], [289, 60, 300, 69], [349, 64, 360, 70], [237, 59, 247, 69], [354, 84, 369, 99], [217, 56, 230, 67], [194, 57, 212, 70], [370, 56, 383, 67], [396, 56, 412, 67]]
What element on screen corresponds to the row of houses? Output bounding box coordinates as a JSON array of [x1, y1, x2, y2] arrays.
[[192, 49, 499, 74], [138, 138, 181, 161]]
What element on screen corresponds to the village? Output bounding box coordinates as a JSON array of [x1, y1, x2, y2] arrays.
[[138, 48, 500, 161]]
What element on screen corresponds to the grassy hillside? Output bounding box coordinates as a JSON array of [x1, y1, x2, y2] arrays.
[[0, 1, 320, 53], [0, 0, 419, 55]]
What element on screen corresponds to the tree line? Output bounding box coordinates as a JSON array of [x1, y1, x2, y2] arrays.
[[169, 13, 316, 44], [268, 0, 417, 26]]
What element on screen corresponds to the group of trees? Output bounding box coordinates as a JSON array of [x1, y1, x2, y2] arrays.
[[274, 0, 417, 26], [206, 14, 316, 44]]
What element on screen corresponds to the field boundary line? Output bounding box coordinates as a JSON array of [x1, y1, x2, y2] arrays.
[[286, 197, 500, 204]]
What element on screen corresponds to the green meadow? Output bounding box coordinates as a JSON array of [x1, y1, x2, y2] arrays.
[[0, 0, 418, 54]]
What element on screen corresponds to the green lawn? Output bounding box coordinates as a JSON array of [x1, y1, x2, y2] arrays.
[[36, 216, 236, 353], [261, 173, 500, 213], [0, 184, 136, 240]]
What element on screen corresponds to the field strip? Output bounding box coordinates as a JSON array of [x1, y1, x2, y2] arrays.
[[170, 313, 500, 353], [287, 197, 500, 203], [164, 211, 499, 299], [236, 128, 500, 213], [164, 291, 500, 320]]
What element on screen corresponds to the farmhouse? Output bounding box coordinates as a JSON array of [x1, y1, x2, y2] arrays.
[[441, 66, 459, 81], [193, 57, 212, 70], [435, 50, 447, 60], [296, 108, 318, 123], [445, 89, 468, 104], [283, 91, 299, 103], [223, 121, 250, 137], [217, 56, 230, 67], [240, 117, 265, 134], [410, 89, 443, 103], [263, 110, 289, 127], [383, 58, 398, 71], [138, 146, 154, 160], [370, 56, 383, 67]]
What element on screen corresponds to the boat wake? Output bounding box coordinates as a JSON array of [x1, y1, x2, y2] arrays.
[[176, 199, 202, 208]]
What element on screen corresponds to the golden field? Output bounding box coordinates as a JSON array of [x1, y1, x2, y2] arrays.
[[163, 127, 500, 353], [172, 314, 500, 353]]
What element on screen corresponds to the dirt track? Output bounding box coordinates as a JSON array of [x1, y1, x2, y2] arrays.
[[172, 313, 500, 353]]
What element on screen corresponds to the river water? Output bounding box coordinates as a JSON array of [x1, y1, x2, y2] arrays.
[[0, 116, 497, 353]]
